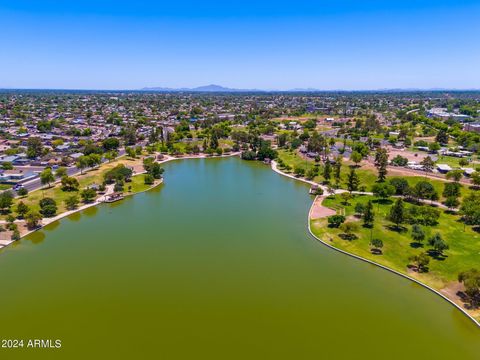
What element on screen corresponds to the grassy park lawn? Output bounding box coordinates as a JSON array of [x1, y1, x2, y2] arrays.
[[277, 148, 472, 202], [310, 194, 480, 289], [9, 157, 150, 219]]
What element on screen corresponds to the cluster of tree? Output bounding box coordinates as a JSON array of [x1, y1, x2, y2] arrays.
[[142, 158, 164, 185], [241, 140, 277, 162], [458, 269, 480, 308], [354, 200, 374, 227], [76, 154, 102, 173], [104, 164, 133, 184]]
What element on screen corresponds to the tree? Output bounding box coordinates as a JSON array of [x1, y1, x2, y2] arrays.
[[428, 142, 441, 153], [420, 156, 435, 174], [17, 187, 28, 197], [444, 196, 459, 210], [339, 222, 359, 239], [411, 224, 425, 243], [277, 133, 287, 148], [305, 167, 317, 180], [347, 168, 359, 193], [446, 170, 463, 183], [354, 202, 365, 216], [374, 147, 388, 182], [0, 191, 14, 213], [406, 206, 440, 226], [323, 161, 332, 182], [11, 229, 21, 241], [76, 156, 90, 174], [460, 192, 480, 226], [86, 153, 102, 168], [363, 200, 374, 227], [123, 126, 137, 145], [25, 210, 42, 229], [16, 201, 29, 218], [350, 151, 362, 166], [64, 195, 80, 210], [143, 158, 164, 179], [340, 192, 352, 205], [413, 181, 438, 202], [40, 168, 55, 188], [371, 183, 395, 200], [55, 167, 68, 178], [102, 137, 120, 151], [294, 166, 305, 177], [26, 137, 43, 158], [39, 197, 57, 217], [327, 215, 345, 228], [144, 174, 155, 185], [103, 164, 133, 183], [333, 156, 342, 184], [388, 198, 405, 229], [2, 161, 13, 170], [105, 150, 118, 162], [81, 188, 97, 203], [409, 252, 430, 273], [443, 182, 462, 198], [257, 140, 277, 161], [241, 150, 256, 160], [436, 129, 449, 144], [61, 176, 79, 192], [370, 238, 383, 254], [458, 269, 480, 308], [391, 155, 408, 166], [428, 232, 449, 256], [389, 178, 410, 195], [471, 172, 480, 188]]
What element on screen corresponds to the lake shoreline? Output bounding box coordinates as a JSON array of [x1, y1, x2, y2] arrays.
[[3, 154, 479, 328], [0, 152, 240, 251], [268, 158, 480, 328]]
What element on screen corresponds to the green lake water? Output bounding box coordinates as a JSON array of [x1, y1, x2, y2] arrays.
[[0, 157, 479, 359]]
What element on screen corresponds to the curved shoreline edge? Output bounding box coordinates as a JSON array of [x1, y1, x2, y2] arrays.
[[269, 160, 480, 328], [0, 153, 240, 251], [3, 155, 479, 328]]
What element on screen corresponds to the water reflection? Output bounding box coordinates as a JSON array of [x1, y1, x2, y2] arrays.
[[28, 231, 45, 245], [83, 206, 98, 217], [68, 212, 82, 222], [44, 220, 60, 231]]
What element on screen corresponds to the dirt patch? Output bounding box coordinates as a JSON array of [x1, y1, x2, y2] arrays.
[[310, 196, 336, 220]]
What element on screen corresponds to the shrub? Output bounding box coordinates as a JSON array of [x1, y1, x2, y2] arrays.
[[144, 174, 154, 185]]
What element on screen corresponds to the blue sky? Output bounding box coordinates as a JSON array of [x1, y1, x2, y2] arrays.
[[1, 1, 479, 90]]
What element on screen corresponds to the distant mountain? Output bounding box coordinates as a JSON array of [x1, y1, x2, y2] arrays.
[[140, 85, 480, 93], [142, 84, 261, 92]]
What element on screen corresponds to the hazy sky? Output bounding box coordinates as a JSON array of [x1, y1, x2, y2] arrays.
[[1, 1, 479, 90]]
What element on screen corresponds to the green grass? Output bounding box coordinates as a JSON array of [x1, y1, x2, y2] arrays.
[[9, 158, 152, 219], [277, 148, 474, 202], [311, 194, 480, 289]]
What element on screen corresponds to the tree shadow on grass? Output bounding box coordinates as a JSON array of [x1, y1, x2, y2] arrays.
[[472, 226, 480, 233], [427, 249, 448, 261], [385, 225, 408, 233], [373, 198, 393, 206], [407, 264, 430, 273], [339, 233, 358, 241], [409, 241, 424, 249]]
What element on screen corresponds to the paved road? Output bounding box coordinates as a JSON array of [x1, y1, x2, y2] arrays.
[[15, 149, 126, 195]]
